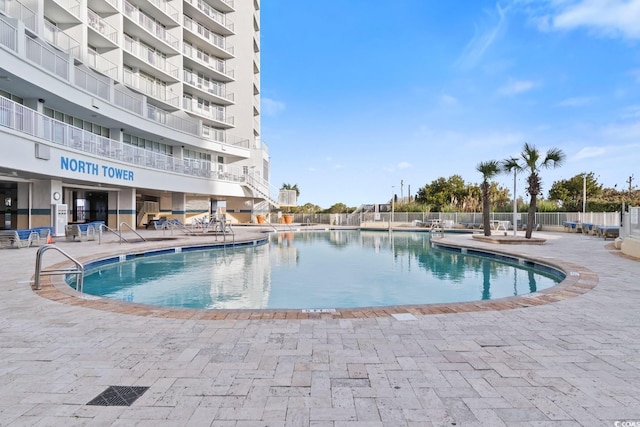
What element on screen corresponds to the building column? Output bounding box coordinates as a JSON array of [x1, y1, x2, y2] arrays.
[[117, 188, 136, 229], [23, 180, 63, 229], [172, 192, 186, 224]]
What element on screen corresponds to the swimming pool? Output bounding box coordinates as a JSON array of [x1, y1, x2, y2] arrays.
[[76, 230, 564, 310]]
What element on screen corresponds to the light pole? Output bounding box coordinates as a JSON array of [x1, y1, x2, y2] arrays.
[[390, 186, 395, 230], [512, 169, 517, 237], [582, 174, 586, 217]]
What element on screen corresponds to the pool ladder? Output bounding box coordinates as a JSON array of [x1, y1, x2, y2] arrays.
[[33, 244, 84, 291]]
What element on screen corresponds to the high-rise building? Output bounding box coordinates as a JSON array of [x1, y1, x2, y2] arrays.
[[0, 0, 274, 233]]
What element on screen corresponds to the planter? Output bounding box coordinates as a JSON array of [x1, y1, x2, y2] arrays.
[[256, 215, 265, 224], [283, 214, 294, 224]]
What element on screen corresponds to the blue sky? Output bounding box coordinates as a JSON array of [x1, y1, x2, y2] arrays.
[[260, 0, 640, 208]]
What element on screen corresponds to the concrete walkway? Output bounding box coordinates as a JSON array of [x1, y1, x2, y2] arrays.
[[1, 228, 639, 426]]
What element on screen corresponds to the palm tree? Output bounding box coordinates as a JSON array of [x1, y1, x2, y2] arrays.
[[476, 160, 501, 236], [503, 143, 566, 238]]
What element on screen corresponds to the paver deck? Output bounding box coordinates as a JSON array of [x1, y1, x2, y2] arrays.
[[1, 227, 639, 426]]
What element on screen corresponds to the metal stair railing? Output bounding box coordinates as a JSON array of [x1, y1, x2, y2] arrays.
[[119, 222, 146, 242], [34, 244, 84, 291], [98, 223, 129, 244]]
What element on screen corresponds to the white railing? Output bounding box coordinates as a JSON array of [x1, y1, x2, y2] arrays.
[[87, 50, 119, 80], [0, 96, 247, 182], [0, 0, 36, 32], [51, 0, 81, 18], [182, 43, 233, 78], [114, 85, 144, 115], [87, 9, 118, 44], [183, 16, 233, 55], [146, 104, 199, 134], [43, 21, 81, 58], [123, 68, 179, 107], [123, 0, 179, 50], [25, 36, 69, 79], [182, 69, 232, 101], [148, 0, 179, 22], [124, 35, 179, 78], [184, 0, 234, 32], [0, 15, 17, 51], [629, 207, 640, 238], [182, 97, 233, 125], [74, 65, 110, 99]]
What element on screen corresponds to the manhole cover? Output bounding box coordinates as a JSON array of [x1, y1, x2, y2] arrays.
[[87, 386, 149, 406]]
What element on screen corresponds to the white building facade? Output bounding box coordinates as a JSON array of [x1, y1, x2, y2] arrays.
[[0, 0, 274, 232]]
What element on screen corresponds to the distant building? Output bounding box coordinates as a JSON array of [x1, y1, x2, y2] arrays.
[[0, 0, 275, 232]]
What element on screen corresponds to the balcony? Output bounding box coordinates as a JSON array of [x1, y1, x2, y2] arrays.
[[44, 21, 81, 58], [124, 35, 179, 81], [123, 0, 180, 52], [148, 0, 180, 23], [123, 68, 179, 108], [183, 0, 234, 35], [210, 0, 234, 13], [46, 0, 81, 22], [182, 97, 233, 127], [87, 9, 119, 48], [183, 15, 233, 59], [87, 50, 119, 80], [0, 0, 36, 33], [183, 71, 233, 104], [182, 43, 233, 82]]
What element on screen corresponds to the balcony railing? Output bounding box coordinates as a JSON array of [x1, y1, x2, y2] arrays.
[[74, 65, 110, 99], [184, 0, 234, 32], [182, 43, 233, 78], [44, 21, 81, 58], [51, 0, 81, 19], [0, 15, 17, 51], [87, 50, 119, 80], [148, 0, 179, 22], [25, 36, 69, 80], [0, 96, 247, 182], [123, 68, 179, 107], [183, 70, 233, 102], [0, 0, 36, 32], [123, 0, 179, 50], [183, 16, 233, 56], [87, 9, 118, 44], [146, 103, 199, 134], [182, 97, 233, 125], [124, 35, 179, 78], [114, 85, 144, 115]]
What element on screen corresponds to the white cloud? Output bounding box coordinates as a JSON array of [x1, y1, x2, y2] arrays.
[[537, 0, 640, 39], [261, 97, 285, 116], [397, 162, 412, 169], [498, 79, 538, 95], [440, 94, 458, 106], [556, 96, 594, 107], [455, 3, 509, 70], [575, 146, 606, 159]]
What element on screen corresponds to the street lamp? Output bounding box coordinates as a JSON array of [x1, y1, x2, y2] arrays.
[[512, 169, 517, 237]]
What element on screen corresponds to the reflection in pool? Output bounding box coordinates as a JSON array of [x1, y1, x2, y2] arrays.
[[78, 231, 564, 309]]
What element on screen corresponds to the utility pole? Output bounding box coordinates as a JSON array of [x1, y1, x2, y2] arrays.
[[627, 174, 635, 193], [400, 180, 404, 201], [408, 184, 411, 202]]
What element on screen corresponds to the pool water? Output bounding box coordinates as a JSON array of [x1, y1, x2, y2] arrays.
[[78, 230, 564, 310]]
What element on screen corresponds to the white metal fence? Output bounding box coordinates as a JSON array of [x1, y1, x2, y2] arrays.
[[630, 207, 640, 238]]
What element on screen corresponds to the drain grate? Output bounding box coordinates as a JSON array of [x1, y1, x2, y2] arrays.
[[87, 386, 149, 406]]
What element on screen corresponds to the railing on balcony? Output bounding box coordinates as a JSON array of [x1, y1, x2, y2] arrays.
[[87, 9, 118, 44], [25, 36, 69, 79], [114, 85, 144, 115], [182, 97, 233, 125], [0, 14, 17, 51], [123, 0, 179, 50], [0, 0, 36, 32], [43, 21, 81, 58], [146, 103, 199, 134], [184, 0, 234, 32], [148, 0, 179, 22], [124, 35, 179, 78], [75, 65, 110, 99], [0, 96, 247, 182], [183, 70, 232, 102], [87, 50, 119, 80], [183, 16, 233, 56], [123, 68, 179, 107], [182, 43, 233, 78], [51, 0, 81, 19]]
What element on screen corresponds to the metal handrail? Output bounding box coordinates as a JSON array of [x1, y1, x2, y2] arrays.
[[119, 222, 146, 242], [34, 245, 84, 291], [99, 223, 129, 244]]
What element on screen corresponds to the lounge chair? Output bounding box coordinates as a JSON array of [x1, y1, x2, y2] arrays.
[[0, 230, 39, 248]]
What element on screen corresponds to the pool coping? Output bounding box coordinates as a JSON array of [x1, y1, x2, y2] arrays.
[[31, 234, 598, 320]]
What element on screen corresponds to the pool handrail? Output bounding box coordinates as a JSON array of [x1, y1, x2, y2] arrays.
[[34, 244, 84, 291]]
